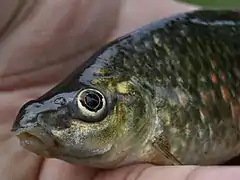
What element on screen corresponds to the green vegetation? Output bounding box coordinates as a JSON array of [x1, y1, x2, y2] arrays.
[[179, 0, 240, 8]]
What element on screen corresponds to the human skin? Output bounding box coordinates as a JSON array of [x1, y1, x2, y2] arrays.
[[1, 0, 240, 180]]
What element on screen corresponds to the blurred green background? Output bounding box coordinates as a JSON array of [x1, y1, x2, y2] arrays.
[[179, 0, 240, 8]]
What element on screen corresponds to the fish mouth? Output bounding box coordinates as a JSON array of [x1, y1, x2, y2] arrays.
[[14, 128, 57, 157]]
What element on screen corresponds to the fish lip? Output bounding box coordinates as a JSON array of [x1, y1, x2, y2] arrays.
[[13, 125, 56, 151]]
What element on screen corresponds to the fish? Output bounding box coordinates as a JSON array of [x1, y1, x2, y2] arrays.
[[11, 9, 240, 169]]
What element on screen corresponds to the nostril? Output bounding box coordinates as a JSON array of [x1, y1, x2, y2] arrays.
[[54, 97, 67, 105], [34, 103, 41, 108]]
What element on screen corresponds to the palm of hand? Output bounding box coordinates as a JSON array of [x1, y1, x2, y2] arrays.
[[0, 1, 197, 180]]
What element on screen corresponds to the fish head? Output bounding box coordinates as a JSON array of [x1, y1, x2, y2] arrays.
[[11, 68, 151, 168]]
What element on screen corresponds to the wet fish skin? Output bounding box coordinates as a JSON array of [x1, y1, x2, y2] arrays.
[[11, 9, 240, 168]]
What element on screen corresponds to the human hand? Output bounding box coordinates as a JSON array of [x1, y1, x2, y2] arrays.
[[2, 1, 239, 180]]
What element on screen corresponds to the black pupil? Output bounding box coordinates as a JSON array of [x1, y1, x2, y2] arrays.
[[82, 91, 103, 112]]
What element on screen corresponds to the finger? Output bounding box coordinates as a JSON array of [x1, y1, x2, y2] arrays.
[[0, 136, 42, 180], [0, 0, 35, 38], [0, 0, 121, 90], [0, 0, 19, 35], [38, 159, 99, 180], [96, 165, 240, 180], [136, 166, 240, 180]]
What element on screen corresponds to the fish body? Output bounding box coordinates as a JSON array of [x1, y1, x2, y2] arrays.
[[12, 9, 240, 168]]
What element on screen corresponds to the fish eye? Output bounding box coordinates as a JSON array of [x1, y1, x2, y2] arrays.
[[77, 88, 107, 122]]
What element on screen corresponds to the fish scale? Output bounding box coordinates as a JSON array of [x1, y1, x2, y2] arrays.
[[11, 9, 240, 168]]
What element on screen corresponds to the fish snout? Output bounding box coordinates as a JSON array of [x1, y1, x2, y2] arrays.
[[11, 101, 57, 156]]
